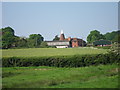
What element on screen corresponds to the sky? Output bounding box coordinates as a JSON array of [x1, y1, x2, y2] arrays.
[[2, 2, 118, 41]]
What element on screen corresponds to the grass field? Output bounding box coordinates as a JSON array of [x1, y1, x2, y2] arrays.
[[2, 64, 119, 88], [2, 47, 118, 88], [2, 47, 107, 57]]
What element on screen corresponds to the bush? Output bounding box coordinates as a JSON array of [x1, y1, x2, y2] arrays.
[[2, 53, 120, 67]]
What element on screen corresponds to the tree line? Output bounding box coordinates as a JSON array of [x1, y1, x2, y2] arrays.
[[0, 27, 119, 49], [0, 27, 48, 49], [87, 30, 120, 44]]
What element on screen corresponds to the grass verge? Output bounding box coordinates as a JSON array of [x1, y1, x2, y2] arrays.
[[2, 64, 119, 88]]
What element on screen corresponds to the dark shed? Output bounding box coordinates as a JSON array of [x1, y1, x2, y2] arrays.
[[93, 40, 111, 46]]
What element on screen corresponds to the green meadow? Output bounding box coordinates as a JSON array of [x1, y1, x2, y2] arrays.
[[2, 64, 118, 88], [2, 47, 107, 57], [2, 47, 119, 88]]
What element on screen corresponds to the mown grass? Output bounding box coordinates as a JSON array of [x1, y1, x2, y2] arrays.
[[2, 64, 119, 88], [2, 47, 107, 57]]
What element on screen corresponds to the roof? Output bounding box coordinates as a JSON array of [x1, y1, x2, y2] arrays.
[[93, 40, 111, 45], [66, 37, 83, 40]]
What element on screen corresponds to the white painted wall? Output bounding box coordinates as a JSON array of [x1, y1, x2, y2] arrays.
[[56, 46, 68, 48], [47, 41, 69, 46]]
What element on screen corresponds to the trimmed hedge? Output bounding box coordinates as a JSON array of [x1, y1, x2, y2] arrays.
[[2, 53, 120, 67]]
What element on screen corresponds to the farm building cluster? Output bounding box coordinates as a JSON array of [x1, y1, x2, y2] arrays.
[[46, 30, 112, 48], [46, 30, 87, 48]]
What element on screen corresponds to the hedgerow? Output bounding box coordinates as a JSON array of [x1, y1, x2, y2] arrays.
[[2, 53, 120, 67]]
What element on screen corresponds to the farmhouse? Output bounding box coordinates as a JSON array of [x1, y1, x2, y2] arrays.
[[46, 30, 86, 48]]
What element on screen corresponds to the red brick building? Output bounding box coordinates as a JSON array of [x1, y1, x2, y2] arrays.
[[60, 30, 86, 47]]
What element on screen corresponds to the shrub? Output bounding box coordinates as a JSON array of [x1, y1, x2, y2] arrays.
[[2, 53, 120, 67]]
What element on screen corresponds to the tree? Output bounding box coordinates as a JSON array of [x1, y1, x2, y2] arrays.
[[104, 30, 120, 43], [28, 34, 44, 48], [2, 27, 15, 49], [27, 39, 35, 48], [40, 41, 48, 48], [53, 35, 60, 41], [113, 34, 120, 43], [87, 30, 105, 43], [1, 27, 46, 48], [14, 36, 28, 48]]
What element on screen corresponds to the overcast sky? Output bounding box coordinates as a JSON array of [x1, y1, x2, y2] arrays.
[[2, 2, 118, 41]]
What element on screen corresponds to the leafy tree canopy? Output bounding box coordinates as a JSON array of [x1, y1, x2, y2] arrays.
[[2, 27, 15, 36], [2, 27, 16, 49], [40, 41, 48, 48], [28, 34, 44, 47], [87, 30, 105, 43], [1, 27, 45, 49], [29, 34, 43, 40], [104, 30, 120, 43]]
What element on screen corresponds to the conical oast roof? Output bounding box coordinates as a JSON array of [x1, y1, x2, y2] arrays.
[[60, 30, 65, 41]]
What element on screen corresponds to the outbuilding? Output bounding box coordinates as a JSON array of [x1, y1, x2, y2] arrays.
[[93, 40, 112, 47]]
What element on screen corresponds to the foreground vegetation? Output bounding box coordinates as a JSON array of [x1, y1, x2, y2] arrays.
[[2, 48, 107, 57], [2, 64, 119, 88]]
